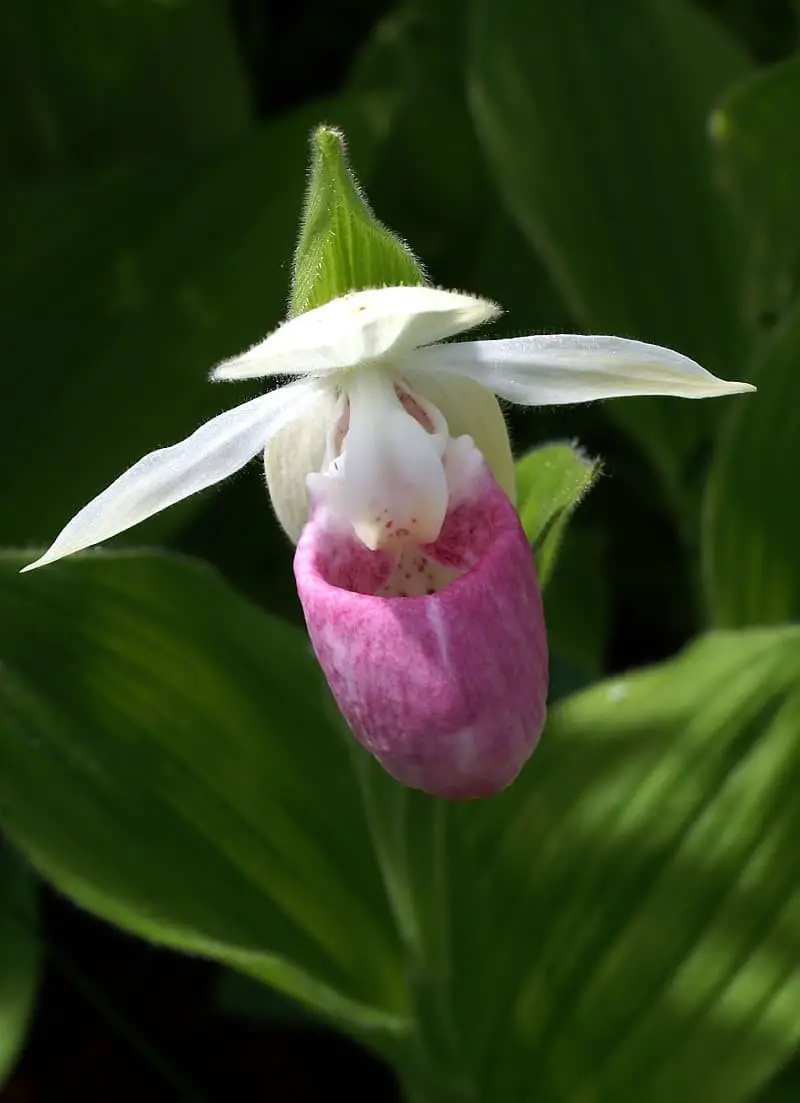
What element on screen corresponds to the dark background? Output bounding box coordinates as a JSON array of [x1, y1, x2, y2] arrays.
[[3, 0, 797, 1099]]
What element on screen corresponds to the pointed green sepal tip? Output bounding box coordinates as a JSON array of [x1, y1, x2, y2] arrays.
[[516, 442, 601, 587], [289, 125, 426, 317]]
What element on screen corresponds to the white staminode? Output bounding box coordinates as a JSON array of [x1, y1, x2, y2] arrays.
[[23, 285, 754, 572], [306, 369, 450, 551]]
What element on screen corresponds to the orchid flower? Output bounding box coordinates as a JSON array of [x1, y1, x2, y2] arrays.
[[24, 284, 753, 799]]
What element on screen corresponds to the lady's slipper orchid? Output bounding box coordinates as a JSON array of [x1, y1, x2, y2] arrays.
[[23, 285, 753, 798]]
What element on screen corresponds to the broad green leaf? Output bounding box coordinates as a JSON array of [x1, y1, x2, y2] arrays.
[[4, 574, 800, 1096], [0, 850, 40, 1089], [0, 102, 382, 552], [289, 125, 425, 316], [457, 627, 800, 1100], [704, 298, 800, 627], [0, 0, 251, 177], [214, 966, 314, 1026], [352, 627, 800, 1098], [515, 442, 599, 584], [712, 54, 800, 329], [468, 0, 751, 504], [0, 551, 407, 1054]]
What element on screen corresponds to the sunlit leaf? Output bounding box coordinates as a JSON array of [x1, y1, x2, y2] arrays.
[[352, 627, 800, 1098], [0, 551, 407, 1055], [458, 626, 800, 1100], [4, 558, 799, 1096]]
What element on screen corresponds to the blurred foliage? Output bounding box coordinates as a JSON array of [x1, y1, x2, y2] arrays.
[[0, 0, 252, 175], [470, 0, 751, 509], [705, 300, 800, 627], [711, 53, 800, 327], [0, 849, 40, 1088], [1, 0, 800, 1099]]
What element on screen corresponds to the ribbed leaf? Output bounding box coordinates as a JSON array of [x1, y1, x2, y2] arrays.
[[460, 627, 800, 1100], [0, 551, 407, 1052]]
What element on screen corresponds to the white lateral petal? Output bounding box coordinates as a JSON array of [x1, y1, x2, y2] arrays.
[[307, 371, 449, 550], [211, 286, 499, 382], [410, 334, 756, 405], [23, 380, 314, 571], [264, 384, 342, 543]]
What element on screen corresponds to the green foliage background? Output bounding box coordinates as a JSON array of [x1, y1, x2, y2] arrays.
[[1, 0, 799, 1099]]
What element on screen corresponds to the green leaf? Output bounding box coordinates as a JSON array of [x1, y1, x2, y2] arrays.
[[0, 0, 251, 177], [0, 102, 382, 552], [348, 0, 493, 282], [214, 965, 314, 1026], [515, 442, 599, 584], [0, 851, 40, 1089], [0, 551, 407, 1054], [712, 54, 800, 329], [703, 298, 800, 627], [458, 627, 800, 1100], [351, 627, 800, 1099], [4, 572, 800, 1096], [350, 0, 574, 331], [289, 125, 426, 316], [468, 0, 751, 503]]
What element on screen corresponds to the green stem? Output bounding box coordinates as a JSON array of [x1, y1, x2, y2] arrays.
[[356, 757, 478, 1102]]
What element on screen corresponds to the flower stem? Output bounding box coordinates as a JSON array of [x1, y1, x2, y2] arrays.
[[356, 754, 478, 1102]]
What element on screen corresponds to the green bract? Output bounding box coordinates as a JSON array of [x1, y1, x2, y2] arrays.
[[290, 126, 426, 316]]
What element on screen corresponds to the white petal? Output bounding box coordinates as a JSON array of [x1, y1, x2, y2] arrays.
[[264, 385, 341, 543], [307, 370, 449, 550], [211, 286, 499, 382], [410, 334, 756, 405], [263, 370, 518, 545], [22, 381, 314, 571]]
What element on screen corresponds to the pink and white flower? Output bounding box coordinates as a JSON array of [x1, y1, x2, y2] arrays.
[[23, 286, 753, 798]]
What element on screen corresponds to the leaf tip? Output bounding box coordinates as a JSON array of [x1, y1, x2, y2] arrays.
[[708, 106, 730, 145], [312, 124, 347, 158]]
